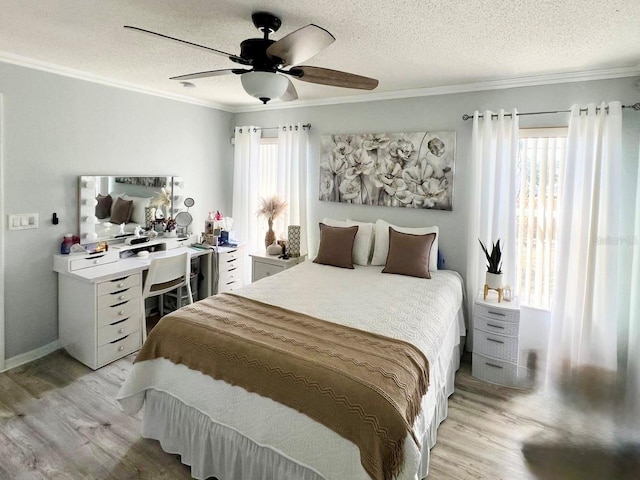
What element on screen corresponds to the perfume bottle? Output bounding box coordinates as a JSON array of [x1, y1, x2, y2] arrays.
[[503, 285, 512, 302]]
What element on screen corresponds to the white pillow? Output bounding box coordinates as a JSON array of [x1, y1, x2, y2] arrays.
[[371, 219, 439, 271], [123, 195, 152, 225], [321, 218, 374, 266], [347, 219, 375, 264]]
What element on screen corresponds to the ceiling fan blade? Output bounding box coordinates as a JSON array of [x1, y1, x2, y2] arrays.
[[280, 78, 299, 102], [124, 26, 250, 65], [288, 66, 378, 90], [170, 69, 249, 81], [266, 24, 335, 66]]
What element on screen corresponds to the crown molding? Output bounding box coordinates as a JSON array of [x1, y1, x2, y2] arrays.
[[231, 64, 640, 113], [0, 51, 234, 112], [1, 51, 638, 114]]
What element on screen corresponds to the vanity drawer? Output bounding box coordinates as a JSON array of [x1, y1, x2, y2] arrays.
[[475, 303, 519, 323], [218, 279, 242, 294], [475, 315, 519, 337], [253, 261, 284, 281], [69, 254, 117, 271], [98, 299, 140, 327], [98, 316, 139, 346], [97, 274, 141, 296], [474, 329, 519, 363], [97, 332, 140, 366], [97, 286, 140, 309], [219, 267, 241, 286], [219, 252, 241, 273]]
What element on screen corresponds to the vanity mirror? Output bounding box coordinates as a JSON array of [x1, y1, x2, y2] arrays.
[[78, 175, 183, 244]]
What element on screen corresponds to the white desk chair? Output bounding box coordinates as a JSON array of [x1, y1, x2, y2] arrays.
[[141, 252, 193, 342]]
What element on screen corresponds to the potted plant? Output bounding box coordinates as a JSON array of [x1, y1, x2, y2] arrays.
[[257, 196, 287, 249], [479, 239, 503, 288]]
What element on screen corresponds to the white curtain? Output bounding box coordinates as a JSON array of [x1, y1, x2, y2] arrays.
[[232, 126, 261, 283], [548, 101, 640, 432], [232, 124, 309, 283], [548, 102, 624, 374], [466, 109, 519, 342], [627, 135, 640, 425], [277, 123, 309, 255]]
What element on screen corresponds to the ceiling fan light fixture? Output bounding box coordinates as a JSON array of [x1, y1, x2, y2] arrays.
[[240, 71, 289, 104]]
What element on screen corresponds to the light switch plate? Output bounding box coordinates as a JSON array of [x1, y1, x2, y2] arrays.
[[8, 213, 39, 230]]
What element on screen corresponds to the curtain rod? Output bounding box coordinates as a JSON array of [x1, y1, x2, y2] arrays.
[[238, 123, 311, 133], [462, 102, 640, 121]]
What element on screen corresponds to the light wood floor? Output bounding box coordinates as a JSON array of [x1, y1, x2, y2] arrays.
[[0, 351, 637, 480]]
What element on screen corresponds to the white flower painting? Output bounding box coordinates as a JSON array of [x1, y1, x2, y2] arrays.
[[319, 131, 456, 210]]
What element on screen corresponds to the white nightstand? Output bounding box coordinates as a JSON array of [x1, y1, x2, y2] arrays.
[[472, 294, 531, 388], [250, 253, 307, 282]]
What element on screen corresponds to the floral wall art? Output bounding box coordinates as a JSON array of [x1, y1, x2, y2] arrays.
[[319, 131, 456, 210]]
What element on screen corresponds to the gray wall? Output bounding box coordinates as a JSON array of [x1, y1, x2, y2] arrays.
[[2, 61, 639, 360], [0, 61, 234, 358], [235, 77, 640, 279]]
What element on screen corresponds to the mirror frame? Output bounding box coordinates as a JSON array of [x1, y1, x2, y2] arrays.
[[78, 175, 183, 244]]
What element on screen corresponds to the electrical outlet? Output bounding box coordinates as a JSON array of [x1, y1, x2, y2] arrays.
[[8, 213, 39, 230]]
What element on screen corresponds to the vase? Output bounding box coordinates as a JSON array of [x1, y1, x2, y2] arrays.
[[265, 219, 276, 249], [485, 272, 504, 289], [288, 225, 301, 257]]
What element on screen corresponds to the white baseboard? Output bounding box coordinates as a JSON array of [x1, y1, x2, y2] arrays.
[[2, 340, 60, 372]]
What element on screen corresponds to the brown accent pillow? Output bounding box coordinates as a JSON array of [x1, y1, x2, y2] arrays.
[[95, 194, 113, 219], [382, 228, 436, 279], [110, 197, 134, 224], [313, 223, 359, 269]]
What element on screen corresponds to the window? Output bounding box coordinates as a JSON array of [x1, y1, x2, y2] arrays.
[[258, 137, 279, 198], [256, 137, 287, 238], [515, 128, 567, 309]]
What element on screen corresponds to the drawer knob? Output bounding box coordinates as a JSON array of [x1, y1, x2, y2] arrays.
[[266, 272, 271, 276], [94, 259, 100, 265], [485, 362, 503, 369], [118, 346, 124, 351], [118, 328, 125, 334], [118, 310, 125, 315], [488, 310, 506, 317], [117, 283, 124, 288], [487, 323, 504, 329], [118, 295, 125, 300], [487, 338, 505, 344]]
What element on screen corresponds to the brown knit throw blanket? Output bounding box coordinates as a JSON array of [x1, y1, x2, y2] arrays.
[[136, 293, 429, 480]]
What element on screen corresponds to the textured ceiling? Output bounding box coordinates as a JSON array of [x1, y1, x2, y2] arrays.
[[1, 0, 639, 109]]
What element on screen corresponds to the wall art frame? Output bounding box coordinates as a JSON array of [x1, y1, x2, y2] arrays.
[[319, 131, 455, 210]]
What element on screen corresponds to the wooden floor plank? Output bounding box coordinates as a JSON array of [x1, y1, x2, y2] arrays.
[[1, 349, 638, 479]]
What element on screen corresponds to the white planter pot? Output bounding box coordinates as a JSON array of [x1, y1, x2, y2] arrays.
[[486, 272, 504, 289]]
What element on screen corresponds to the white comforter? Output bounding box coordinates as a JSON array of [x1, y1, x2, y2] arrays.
[[117, 261, 464, 480]]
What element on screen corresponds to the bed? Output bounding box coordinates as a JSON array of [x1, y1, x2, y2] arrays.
[[117, 257, 465, 480]]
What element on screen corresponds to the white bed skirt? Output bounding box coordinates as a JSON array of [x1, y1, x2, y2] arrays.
[[138, 313, 463, 480]]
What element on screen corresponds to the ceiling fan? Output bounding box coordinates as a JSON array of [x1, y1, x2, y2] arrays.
[[124, 12, 379, 104]]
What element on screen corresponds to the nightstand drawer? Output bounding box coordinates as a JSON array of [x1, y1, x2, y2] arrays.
[[475, 315, 519, 337], [472, 353, 518, 385], [97, 274, 141, 296], [97, 332, 140, 366], [98, 316, 139, 346], [253, 261, 285, 281], [474, 329, 518, 363], [475, 303, 519, 323]]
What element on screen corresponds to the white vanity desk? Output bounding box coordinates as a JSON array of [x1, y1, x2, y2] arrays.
[[54, 237, 213, 370]]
